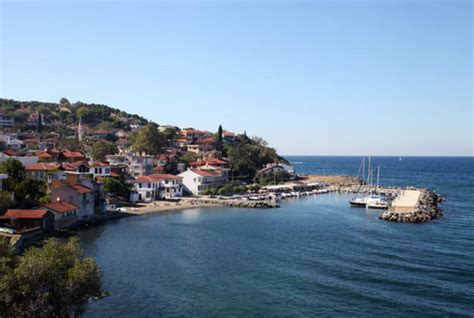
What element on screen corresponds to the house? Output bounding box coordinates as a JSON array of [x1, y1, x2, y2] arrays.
[[25, 163, 62, 181], [61, 150, 87, 162], [256, 163, 296, 180], [0, 133, 23, 149], [51, 172, 106, 217], [41, 201, 79, 229], [131, 174, 183, 202], [179, 168, 227, 195], [62, 161, 90, 174], [0, 113, 15, 127], [223, 131, 236, 144], [89, 161, 111, 177], [51, 174, 97, 221], [0, 209, 55, 233], [106, 152, 154, 177]]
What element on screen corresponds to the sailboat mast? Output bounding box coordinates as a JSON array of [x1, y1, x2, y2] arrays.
[[376, 166, 380, 193], [362, 158, 365, 184]]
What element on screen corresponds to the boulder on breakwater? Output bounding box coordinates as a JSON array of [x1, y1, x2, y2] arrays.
[[192, 198, 279, 209], [379, 190, 444, 223]]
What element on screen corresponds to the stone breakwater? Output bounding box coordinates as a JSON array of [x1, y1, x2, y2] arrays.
[[380, 190, 444, 223], [192, 198, 279, 209]]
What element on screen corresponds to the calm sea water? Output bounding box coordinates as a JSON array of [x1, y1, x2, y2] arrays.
[[80, 156, 474, 317]]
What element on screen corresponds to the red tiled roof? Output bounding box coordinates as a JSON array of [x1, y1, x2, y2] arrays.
[[42, 201, 78, 213], [0, 209, 49, 219], [62, 151, 85, 158], [37, 151, 54, 158], [70, 184, 92, 194], [26, 163, 61, 171], [189, 169, 221, 177], [89, 161, 110, 167]]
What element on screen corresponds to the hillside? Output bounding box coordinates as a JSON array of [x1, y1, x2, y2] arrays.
[[0, 97, 149, 133]]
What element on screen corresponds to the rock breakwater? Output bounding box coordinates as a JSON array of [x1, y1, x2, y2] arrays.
[[380, 190, 443, 223]]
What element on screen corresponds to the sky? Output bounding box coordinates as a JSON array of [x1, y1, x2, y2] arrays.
[[0, 0, 472, 156]]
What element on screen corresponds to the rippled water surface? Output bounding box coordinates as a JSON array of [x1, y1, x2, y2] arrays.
[[81, 157, 474, 317]]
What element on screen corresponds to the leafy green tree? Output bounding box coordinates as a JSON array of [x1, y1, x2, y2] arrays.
[[0, 159, 47, 209], [0, 158, 25, 182], [91, 141, 118, 161], [101, 177, 128, 197], [0, 237, 102, 317], [131, 124, 166, 155], [0, 190, 14, 215], [57, 138, 82, 151], [226, 135, 286, 181]]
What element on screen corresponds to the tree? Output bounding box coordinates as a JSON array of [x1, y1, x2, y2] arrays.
[[0, 159, 47, 209], [76, 106, 89, 121], [0, 237, 102, 317], [101, 177, 128, 197], [216, 125, 223, 151], [59, 97, 71, 108], [0, 158, 25, 182], [57, 138, 82, 151], [0, 190, 14, 215], [91, 141, 118, 161], [225, 135, 286, 181], [131, 124, 166, 155]]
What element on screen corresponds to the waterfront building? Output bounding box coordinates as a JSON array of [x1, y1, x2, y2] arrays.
[[179, 168, 227, 195], [41, 201, 79, 229], [0, 209, 55, 233], [130, 174, 183, 202]]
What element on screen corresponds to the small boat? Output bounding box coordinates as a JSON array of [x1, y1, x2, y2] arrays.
[[366, 195, 390, 209], [349, 197, 368, 207], [366, 199, 390, 209]]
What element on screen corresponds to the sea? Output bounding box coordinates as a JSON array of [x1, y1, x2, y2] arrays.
[[80, 156, 474, 317]]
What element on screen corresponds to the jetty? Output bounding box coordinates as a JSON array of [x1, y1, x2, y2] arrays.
[[380, 189, 443, 223]]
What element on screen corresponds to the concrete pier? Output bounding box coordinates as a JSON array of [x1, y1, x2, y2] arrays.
[[389, 189, 421, 213]]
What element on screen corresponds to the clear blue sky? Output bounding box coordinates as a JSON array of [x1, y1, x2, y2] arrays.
[[1, 0, 472, 156]]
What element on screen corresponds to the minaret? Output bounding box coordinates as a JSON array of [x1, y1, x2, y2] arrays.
[[78, 115, 83, 142]]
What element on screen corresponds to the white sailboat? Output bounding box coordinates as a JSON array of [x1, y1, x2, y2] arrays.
[[366, 166, 390, 209], [349, 157, 371, 207]]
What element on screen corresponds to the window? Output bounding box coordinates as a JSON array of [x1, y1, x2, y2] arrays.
[[69, 196, 74, 202]]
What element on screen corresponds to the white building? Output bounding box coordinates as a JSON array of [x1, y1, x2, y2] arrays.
[[89, 162, 111, 177], [131, 174, 183, 202], [257, 163, 296, 180], [0, 134, 23, 149], [106, 152, 153, 177], [0, 113, 15, 127], [179, 168, 227, 195]]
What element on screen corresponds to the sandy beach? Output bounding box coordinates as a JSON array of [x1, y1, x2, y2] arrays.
[[123, 198, 224, 215]]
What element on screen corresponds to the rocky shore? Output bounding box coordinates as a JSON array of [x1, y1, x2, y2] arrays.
[[195, 198, 279, 209], [380, 190, 444, 223]]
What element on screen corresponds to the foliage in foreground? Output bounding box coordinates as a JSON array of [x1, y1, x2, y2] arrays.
[[0, 237, 102, 317]]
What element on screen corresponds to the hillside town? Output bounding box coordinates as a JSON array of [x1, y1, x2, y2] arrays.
[[0, 98, 295, 246]]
